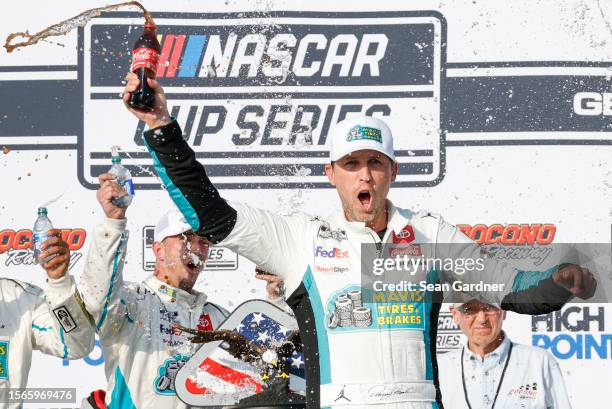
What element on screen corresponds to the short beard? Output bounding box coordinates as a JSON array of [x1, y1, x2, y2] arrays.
[[178, 278, 196, 292], [343, 198, 385, 224]]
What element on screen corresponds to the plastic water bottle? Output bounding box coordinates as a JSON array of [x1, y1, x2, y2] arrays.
[[109, 146, 135, 208], [33, 207, 53, 264]]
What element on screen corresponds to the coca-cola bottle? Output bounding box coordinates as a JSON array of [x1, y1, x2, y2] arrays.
[[129, 24, 161, 111]]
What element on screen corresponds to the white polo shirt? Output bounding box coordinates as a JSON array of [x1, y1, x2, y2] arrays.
[[437, 333, 572, 409]]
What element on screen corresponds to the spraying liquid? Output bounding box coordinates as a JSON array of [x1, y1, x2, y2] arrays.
[[4, 1, 154, 53], [33, 207, 54, 264], [40, 190, 67, 209], [109, 145, 135, 208]]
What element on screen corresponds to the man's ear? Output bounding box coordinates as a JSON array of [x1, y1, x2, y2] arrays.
[[152, 241, 164, 261], [391, 160, 398, 182], [325, 163, 336, 186], [450, 305, 460, 325]]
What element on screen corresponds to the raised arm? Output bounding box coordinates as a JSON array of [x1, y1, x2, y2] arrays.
[[79, 174, 130, 338], [433, 215, 595, 314], [121, 73, 318, 291], [31, 232, 95, 359]]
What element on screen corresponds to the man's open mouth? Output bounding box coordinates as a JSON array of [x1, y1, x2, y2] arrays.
[[185, 256, 202, 273], [358, 190, 373, 211]]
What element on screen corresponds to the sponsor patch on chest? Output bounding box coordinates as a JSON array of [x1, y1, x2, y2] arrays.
[[0, 340, 8, 380], [197, 314, 214, 332], [507, 382, 539, 400], [154, 354, 190, 396], [392, 224, 415, 244]]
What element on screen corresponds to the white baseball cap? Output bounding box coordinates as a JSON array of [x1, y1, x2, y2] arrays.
[[328, 115, 395, 162], [446, 292, 500, 309], [154, 209, 193, 243]]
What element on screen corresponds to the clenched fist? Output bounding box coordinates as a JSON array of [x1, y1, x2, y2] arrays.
[[553, 264, 597, 299], [97, 173, 128, 220], [123, 72, 171, 129], [39, 230, 71, 279]]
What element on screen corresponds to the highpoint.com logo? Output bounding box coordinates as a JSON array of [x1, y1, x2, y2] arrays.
[[532, 306, 612, 360]]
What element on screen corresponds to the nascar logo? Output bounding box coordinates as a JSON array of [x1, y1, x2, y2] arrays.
[[80, 12, 443, 190], [153, 32, 388, 80]]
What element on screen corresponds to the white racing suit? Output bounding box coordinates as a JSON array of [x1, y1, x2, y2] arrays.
[[142, 120, 574, 409], [0, 275, 95, 408], [79, 218, 229, 409], [219, 202, 575, 409]]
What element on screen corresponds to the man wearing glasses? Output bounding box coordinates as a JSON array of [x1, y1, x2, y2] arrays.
[[438, 296, 572, 409]]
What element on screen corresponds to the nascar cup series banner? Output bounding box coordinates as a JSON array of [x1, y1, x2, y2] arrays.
[[1, 0, 611, 407]]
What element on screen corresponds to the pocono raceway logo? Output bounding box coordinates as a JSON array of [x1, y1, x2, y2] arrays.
[[436, 223, 557, 353], [0, 228, 86, 270], [457, 223, 556, 266], [506, 382, 539, 400], [532, 306, 612, 360]]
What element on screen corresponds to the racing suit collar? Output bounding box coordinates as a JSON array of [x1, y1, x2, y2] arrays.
[[463, 331, 511, 363], [145, 275, 207, 307], [385, 200, 416, 239]]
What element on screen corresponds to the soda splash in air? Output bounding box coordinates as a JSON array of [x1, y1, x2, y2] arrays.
[[40, 190, 67, 209], [4, 1, 154, 53]]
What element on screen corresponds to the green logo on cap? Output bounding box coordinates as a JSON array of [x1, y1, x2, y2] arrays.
[[347, 126, 382, 143]]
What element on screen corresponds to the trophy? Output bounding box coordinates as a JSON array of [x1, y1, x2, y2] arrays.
[[174, 300, 306, 409]]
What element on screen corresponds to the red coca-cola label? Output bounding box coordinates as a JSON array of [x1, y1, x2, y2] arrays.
[[131, 47, 160, 72]]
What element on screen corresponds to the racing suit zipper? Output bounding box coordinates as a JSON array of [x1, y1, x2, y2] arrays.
[[366, 229, 383, 258], [365, 228, 395, 381]]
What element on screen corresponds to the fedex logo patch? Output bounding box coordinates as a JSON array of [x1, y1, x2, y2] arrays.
[[315, 246, 349, 259]]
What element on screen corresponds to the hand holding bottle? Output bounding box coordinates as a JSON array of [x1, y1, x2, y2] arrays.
[[97, 173, 128, 220], [123, 72, 171, 129], [38, 230, 71, 280]]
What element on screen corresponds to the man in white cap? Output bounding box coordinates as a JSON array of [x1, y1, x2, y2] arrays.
[[121, 73, 596, 409], [78, 173, 228, 409], [0, 232, 95, 409], [438, 296, 571, 409]]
